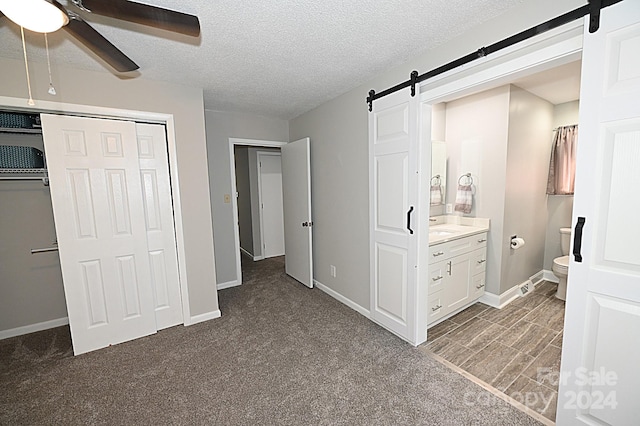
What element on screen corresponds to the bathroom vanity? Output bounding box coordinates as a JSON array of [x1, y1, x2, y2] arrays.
[[427, 216, 490, 326]]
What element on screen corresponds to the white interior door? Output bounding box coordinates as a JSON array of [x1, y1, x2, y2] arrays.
[[136, 123, 183, 330], [257, 152, 285, 258], [281, 137, 313, 288], [42, 114, 156, 355], [557, 3, 640, 424], [369, 86, 421, 345]]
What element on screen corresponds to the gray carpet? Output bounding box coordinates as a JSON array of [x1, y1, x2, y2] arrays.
[[1, 256, 541, 425]]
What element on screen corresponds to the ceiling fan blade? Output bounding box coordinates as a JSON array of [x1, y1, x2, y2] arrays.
[[64, 16, 139, 72], [79, 0, 200, 37]]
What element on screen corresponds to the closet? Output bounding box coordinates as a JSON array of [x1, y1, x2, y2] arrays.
[[0, 112, 183, 355]]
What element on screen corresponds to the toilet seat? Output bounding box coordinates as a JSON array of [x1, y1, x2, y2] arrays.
[[553, 255, 569, 274]]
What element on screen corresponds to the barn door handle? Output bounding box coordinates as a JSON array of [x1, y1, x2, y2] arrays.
[[406, 206, 414, 234], [573, 217, 586, 263]]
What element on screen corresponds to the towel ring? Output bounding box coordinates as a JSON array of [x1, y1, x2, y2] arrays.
[[458, 173, 473, 186], [430, 175, 441, 186]]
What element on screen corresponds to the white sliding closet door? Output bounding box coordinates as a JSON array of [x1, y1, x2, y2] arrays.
[[42, 114, 156, 355], [136, 123, 183, 329]]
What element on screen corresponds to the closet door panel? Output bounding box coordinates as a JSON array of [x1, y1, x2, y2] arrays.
[[42, 114, 156, 355], [136, 123, 183, 329]]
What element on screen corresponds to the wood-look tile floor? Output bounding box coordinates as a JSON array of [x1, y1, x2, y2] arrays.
[[420, 281, 564, 423]]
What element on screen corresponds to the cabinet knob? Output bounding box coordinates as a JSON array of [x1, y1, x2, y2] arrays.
[[432, 275, 443, 281], [477, 259, 486, 264], [476, 283, 485, 289], [432, 251, 444, 257], [432, 304, 442, 312], [477, 238, 487, 243]]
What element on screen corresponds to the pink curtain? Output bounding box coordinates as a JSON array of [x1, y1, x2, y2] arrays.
[[547, 125, 578, 195]]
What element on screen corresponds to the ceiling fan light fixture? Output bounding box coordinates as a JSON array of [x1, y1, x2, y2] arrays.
[[0, 0, 69, 33]]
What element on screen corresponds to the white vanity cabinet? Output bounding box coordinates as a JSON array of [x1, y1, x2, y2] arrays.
[[427, 232, 488, 326]]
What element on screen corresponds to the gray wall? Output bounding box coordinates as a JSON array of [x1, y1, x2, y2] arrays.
[[444, 86, 511, 296], [205, 110, 289, 285], [543, 100, 579, 269], [0, 56, 218, 330], [234, 146, 254, 255], [289, 0, 584, 309], [501, 86, 554, 293], [0, 132, 67, 330]]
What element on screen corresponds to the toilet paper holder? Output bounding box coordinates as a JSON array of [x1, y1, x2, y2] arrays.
[[510, 235, 526, 249]]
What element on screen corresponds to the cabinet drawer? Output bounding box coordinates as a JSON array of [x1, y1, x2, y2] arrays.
[[471, 248, 487, 276], [471, 273, 486, 299], [427, 290, 446, 324], [428, 261, 446, 294], [429, 232, 488, 263]]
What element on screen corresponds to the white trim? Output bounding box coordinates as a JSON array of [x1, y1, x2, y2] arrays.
[[314, 279, 370, 318], [217, 280, 241, 290], [543, 269, 560, 283], [479, 285, 522, 309], [0, 317, 69, 340], [228, 138, 287, 288], [0, 95, 192, 327], [188, 310, 221, 326], [530, 270, 546, 286]]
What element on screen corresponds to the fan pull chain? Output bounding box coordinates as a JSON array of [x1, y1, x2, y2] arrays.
[[20, 27, 35, 106], [44, 33, 57, 95]]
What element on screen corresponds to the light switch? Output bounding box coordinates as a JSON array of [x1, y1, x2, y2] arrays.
[[224, 194, 231, 203]]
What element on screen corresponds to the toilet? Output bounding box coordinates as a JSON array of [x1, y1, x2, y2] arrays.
[[552, 227, 572, 301]]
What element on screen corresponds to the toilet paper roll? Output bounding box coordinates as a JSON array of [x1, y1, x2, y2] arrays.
[[511, 237, 526, 250]]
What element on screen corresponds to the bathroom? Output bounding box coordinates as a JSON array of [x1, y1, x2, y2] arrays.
[[421, 60, 580, 421]]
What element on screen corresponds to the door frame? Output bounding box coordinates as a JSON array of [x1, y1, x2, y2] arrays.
[[228, 138, 287, 288], [256, 151, 285, 259], [0, 95, 193, 325]]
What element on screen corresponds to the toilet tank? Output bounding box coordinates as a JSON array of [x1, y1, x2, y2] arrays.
[[560, 227, 572, 255]]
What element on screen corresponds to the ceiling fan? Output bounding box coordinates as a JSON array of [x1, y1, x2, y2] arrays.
[[0, 0, 200, 72]]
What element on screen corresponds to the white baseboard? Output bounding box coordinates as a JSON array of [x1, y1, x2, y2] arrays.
[[0, 317, 69, 340], [314, 279, 370, 318], [217, 280, 241, 290], [530, 270, 546, 287], [543, 269, 559, 283], [187, 309, 221, 326], [480, 284, 521, 309]]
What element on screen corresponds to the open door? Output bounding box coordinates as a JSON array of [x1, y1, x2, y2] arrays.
[[42, 114, 157, 355], [557, 2, 640, 424], [281, 137, 313, 288]]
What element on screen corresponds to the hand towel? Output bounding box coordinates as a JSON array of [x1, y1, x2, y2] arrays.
[[430, 184, 442, 206], [454, 184, 473, 214]]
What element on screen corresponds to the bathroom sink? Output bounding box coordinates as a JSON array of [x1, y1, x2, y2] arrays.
[[429, 229, 456, 236]]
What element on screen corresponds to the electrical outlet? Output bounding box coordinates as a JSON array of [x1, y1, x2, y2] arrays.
[[224, 194, 231, 204], [330, 265, 337, 278], [446, 204, 453, 214]]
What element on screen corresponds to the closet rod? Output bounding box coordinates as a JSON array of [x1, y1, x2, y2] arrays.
[[31, 247, 58, 254], [366, 0, 623, 111]]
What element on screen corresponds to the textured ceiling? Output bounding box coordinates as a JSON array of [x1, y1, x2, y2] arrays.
[[0, 0, 527, 119]]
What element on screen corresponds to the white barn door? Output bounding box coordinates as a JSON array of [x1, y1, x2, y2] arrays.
[[557, 2, 640, 424], [42, 114, 156, 355], [136, 123, 183, 330], [369, 86, 422, 344]]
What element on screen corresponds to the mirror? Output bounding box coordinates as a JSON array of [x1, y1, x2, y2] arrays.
[[430, 141, 447, 206]]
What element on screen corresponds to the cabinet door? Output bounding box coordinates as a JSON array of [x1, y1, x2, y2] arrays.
[[444, 253, 473, 313]]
